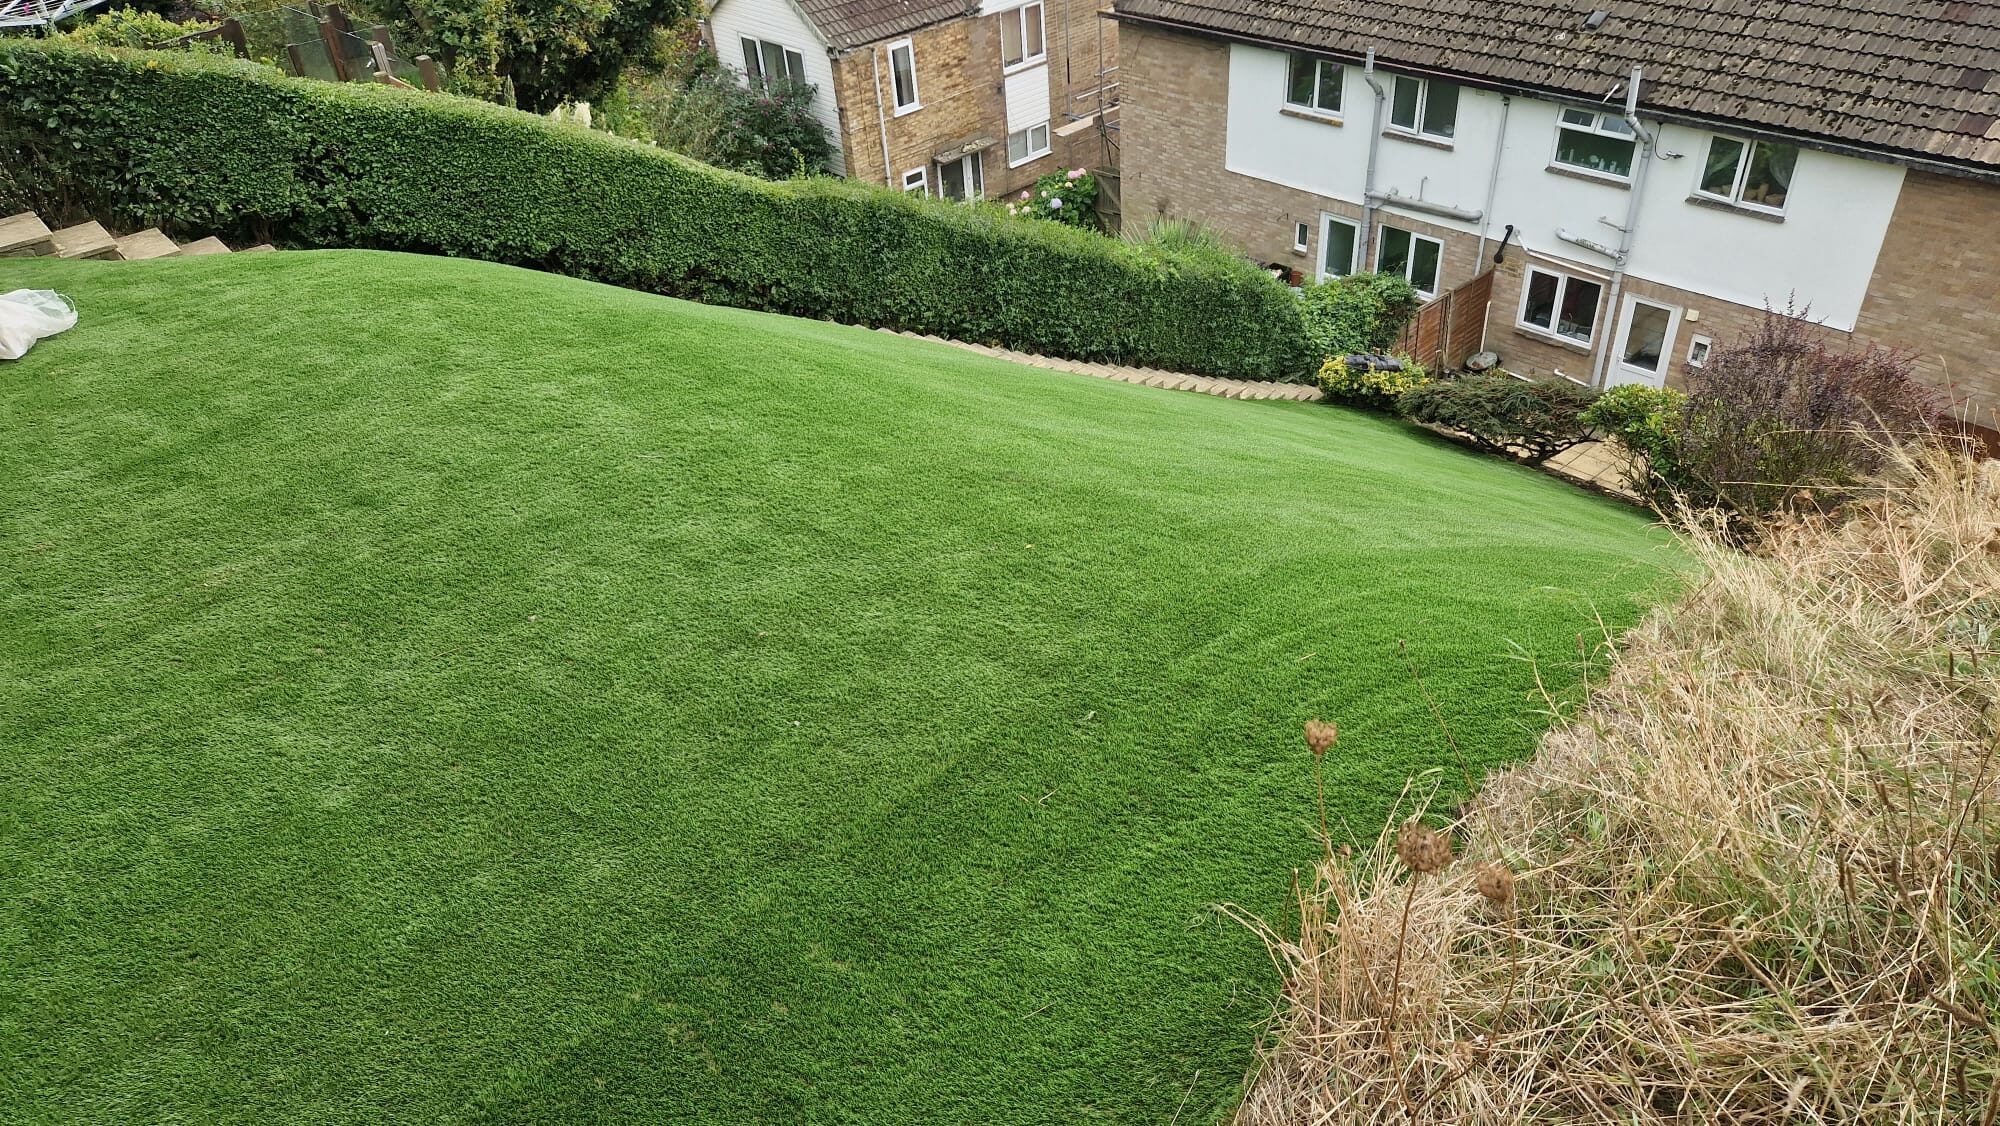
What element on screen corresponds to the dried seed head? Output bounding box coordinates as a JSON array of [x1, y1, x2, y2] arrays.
[[1395, 820, 1453, 875], [1304, 719, 1339, 758], [1475, 861, 1516, 907]]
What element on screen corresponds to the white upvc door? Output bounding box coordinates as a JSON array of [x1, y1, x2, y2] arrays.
[[1608, 294, 1680, 388]]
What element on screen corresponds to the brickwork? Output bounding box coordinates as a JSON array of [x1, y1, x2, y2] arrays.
[[832, 0, 1114, 203], [1854, 172, 2000, 418]]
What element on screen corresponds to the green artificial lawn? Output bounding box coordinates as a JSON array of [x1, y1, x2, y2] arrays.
[[1, 252, 1674, 1123]]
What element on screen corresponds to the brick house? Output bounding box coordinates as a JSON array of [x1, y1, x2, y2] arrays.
[[705, 0, 1117, 200], [1109, 0, 2000, 412]]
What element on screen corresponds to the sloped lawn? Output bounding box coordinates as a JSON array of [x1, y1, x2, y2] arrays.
[[0, 252, 1673, 1122]]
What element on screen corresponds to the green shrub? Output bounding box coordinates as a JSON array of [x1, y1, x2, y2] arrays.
[[1123, 215, 1236, 257], [1316, 354, 1429, 409], [0, 41, 1308, 381], [1005, 167, 1097, 228], [1398, 373, 1600, 464], [1580, 383, 1688, 500], [1299, 273, 1421, 362], [62, 9, 233, 53]]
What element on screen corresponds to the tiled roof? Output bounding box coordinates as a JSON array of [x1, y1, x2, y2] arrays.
[[1111, 0, 2000, 172], [795, 0, 974, 49]]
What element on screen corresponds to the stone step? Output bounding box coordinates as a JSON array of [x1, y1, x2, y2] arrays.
[[49, 221, 120, 260], [0, 211, 55, 257], [242, 244, 277, 253], [114, 228, 180, 261], [179, 236, 232, 256]]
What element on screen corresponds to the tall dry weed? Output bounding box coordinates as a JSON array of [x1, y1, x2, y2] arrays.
[[1235, 444, 2000, 1123]]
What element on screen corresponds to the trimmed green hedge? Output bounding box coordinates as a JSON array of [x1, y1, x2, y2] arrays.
[[0, 42, 1310, 380]]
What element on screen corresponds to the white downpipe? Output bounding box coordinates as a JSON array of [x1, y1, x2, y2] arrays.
[[1358, 48, 1386, 273], [870, 46, 894, 189], [1588, 66, 1653, 389], [1475, 96, 1510, 265]]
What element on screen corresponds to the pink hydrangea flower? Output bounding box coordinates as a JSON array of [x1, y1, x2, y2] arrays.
[[1019, 190, 1030, 201], [1065, 167, 1086, 180]]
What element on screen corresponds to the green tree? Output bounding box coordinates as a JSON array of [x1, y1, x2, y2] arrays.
[[384, 0, 690, 112]]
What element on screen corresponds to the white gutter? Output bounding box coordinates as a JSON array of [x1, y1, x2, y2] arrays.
[[1358, 48, 1386, 273], [1587, 65, 1653, 389], [870, 46, 894, 189], [1475, 95, 1510, 265]]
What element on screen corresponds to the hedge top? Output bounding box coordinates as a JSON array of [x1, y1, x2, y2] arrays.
[[0, 40, 1311, 380]]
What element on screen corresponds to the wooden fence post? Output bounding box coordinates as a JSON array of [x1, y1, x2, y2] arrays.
[[220, 17, 247, 59], [415, 54, 441, 91], [285, 42, 306, 77]]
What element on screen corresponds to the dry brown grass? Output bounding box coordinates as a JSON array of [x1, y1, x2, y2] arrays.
[[1233, 444, 2000, 1124]]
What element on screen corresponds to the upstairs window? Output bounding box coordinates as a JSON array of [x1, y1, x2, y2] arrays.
[[1519, 267, 1604, 344], [1696, 136, 1798, 213], [1552, 108, 1637, 179], [1285, 54, 1342, 116], [1000, 2, 1045, 69], [741, 37, 807, 87], [888, 39, 919, 113], [1388, 75, 1458, 139]]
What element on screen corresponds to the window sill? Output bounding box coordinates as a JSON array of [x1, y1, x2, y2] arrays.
[[1684, 194, 1786, 223], [1513, 324, 1594, 354], [1007, 150, 1053, 170], [1383, 129, 1453, 151], [1002, 57, 1047, 76], [1544, 163, 1632, 189], [893, 103, 922, 117], [1280, 106, 1343, 127]]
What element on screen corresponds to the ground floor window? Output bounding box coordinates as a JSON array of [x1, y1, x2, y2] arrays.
[[1375, 224, 1442, 297], [1006, 122, 1051, 166], [937, 152, 983, 200], [901, 168, 928, 196], [1319, 214, 1358, 279], [1518, 267, 1603, 344]]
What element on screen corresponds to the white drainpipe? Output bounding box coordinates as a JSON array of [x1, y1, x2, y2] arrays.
[[1475, 95, 1510, 265], [1358, 48, 1386, 272], [1587, 65, 1653, 389]]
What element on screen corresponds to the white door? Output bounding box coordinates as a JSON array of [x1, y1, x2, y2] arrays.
[[1609, 295, 1679, 388]]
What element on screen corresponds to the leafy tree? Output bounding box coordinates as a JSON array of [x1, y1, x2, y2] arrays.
[[382, 0, 690, 112]]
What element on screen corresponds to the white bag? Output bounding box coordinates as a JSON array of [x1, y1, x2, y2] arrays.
[[0, 289, 78, 360]]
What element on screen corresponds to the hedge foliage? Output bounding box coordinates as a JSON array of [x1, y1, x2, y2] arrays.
[[1398, 373, 1599, 465], [0, 41, 1310, 380]]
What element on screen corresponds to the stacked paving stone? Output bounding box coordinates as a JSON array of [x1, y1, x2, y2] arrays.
[[1, 210, 273, 260], [874, 327, 1325, 403]]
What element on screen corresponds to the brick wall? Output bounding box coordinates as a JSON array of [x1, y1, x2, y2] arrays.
[[1853, 172, 2000, 418], [832, 0, 1115, 203]]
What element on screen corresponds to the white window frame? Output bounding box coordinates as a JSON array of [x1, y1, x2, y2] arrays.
[[1516, 265, 1606, 346], [1006, 121, 1051, 167], [1686, 334, 1712, 368], [1000, 2, 1046, 71], [1386, 74, 1457, 141], [1551, 107, 1638, 181], [740, 37, 807, 87], [1692, 135, 1797, 215], [936, 152, 984, 201], [1318, 213, 1358, 280], [887, 38, 920, 115], [901, 167, 928, 196], [1283, 53, 1342, 118], [1373, 223, 1444, 298], [1292, 221, 1310, 254]]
